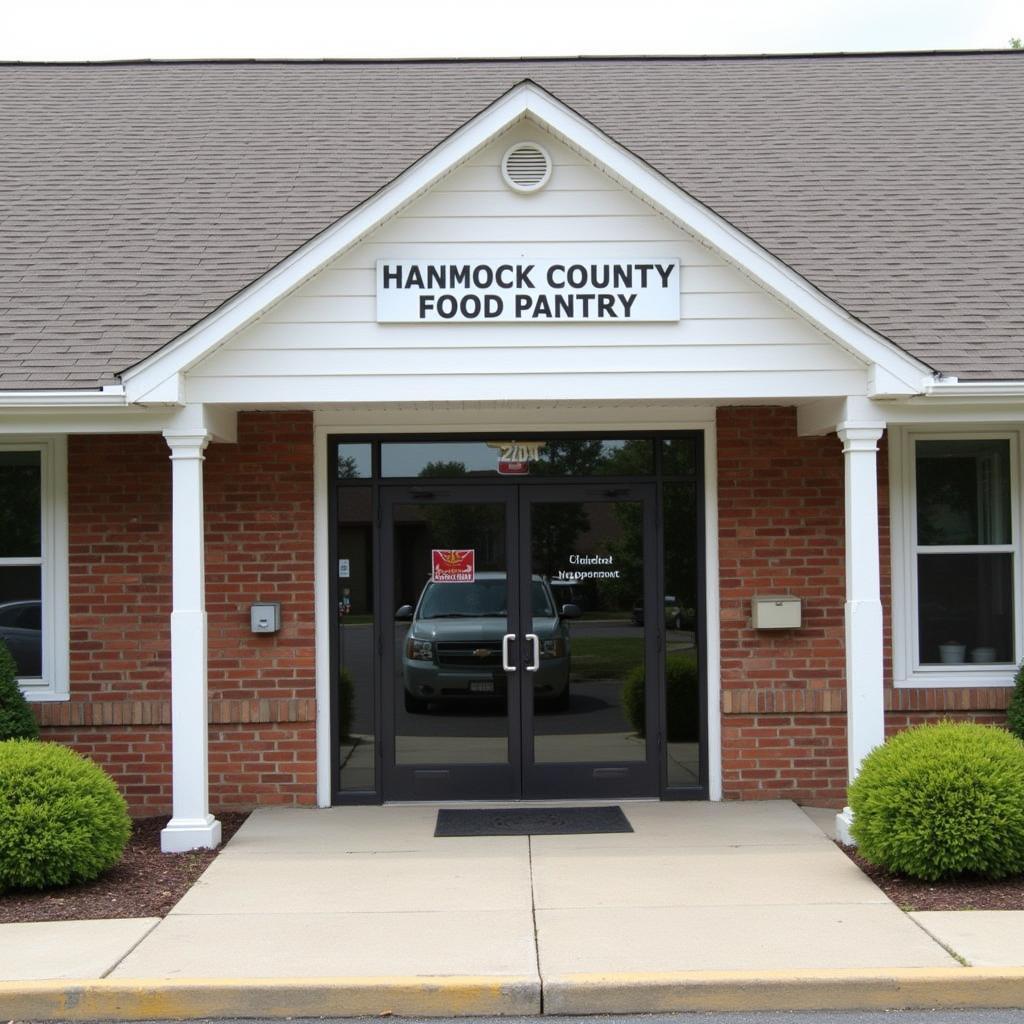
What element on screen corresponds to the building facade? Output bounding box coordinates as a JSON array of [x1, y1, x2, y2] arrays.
[[1, 54, 1020, 850]]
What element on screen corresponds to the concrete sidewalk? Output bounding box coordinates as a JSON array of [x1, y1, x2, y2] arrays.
[[3, 800, 1024, 1018]]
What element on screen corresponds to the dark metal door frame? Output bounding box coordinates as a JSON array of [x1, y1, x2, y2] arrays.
[[380, 484, 522, 801], [379, 480, 662, 802], [518, 482, 660, 799]]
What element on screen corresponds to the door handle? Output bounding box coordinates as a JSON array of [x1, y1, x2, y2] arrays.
[[525, 633, 540, 672], [502, 633, 516, 672]]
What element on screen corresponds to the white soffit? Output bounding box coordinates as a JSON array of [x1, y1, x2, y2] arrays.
[[121, 80, 932, 405]]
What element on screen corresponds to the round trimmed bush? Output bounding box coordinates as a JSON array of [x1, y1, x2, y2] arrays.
[[622, 655, 699, 741], [848, 722, 1024, 881], [0, 740, 131, 891]]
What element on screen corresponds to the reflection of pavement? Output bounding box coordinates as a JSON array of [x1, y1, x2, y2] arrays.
[[339, 622, 703, 783], [396, 732, 646, 765], [667, 741, 700, 785], [394, 682, 648, 766], [338, 736, 375, 791]]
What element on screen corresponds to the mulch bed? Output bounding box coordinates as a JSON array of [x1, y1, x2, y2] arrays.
[[838, 842, 1024, 911], [0, 812, 249, 923]]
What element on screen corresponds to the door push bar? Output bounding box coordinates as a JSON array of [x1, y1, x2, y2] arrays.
[[502, 633, 542, 673], [525, 634, 540, 672]]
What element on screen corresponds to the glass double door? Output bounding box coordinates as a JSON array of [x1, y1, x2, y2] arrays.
[[382, 482, 658, 800]]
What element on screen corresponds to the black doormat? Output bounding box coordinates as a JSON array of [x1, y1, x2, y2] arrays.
[[434, 805, 633, 837]]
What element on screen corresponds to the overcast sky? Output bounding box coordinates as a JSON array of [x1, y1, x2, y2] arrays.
[[2, 0, 1020, 61]]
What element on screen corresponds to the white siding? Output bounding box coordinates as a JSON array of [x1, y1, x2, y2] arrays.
[[186, 121, 867, 405]]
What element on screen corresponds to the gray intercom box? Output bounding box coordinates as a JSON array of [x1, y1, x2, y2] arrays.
[[250, 603, 281, 634]]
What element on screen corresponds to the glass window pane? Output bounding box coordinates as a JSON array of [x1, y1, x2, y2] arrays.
[[338, 486, 375, 791], [380, 439, 653, 478], [916, 439, 1011, 546], [0, 451, 41, 557], [392, 500, 510, 765], [0, 565, 43, 677], [662, 482, 701, 787], [661, 438, 699, 476], [918, 552, 1014, 664], [336, 443, 372, 480], [529, 498, 646, 764]]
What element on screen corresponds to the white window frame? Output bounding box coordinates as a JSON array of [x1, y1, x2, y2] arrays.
[[891, 426, 1022, 688], [0, 437, 69, 700]]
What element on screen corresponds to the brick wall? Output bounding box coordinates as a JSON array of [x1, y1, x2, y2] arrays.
[[35, 411, 317, 814], [718, 406, 1012, 807]]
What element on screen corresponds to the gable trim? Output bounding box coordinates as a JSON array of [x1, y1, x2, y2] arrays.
[[122, 80, 931, 404]]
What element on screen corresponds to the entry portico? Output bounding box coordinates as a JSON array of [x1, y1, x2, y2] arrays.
[[117, 82, 919, 849], [3, 55, 1022, 852]]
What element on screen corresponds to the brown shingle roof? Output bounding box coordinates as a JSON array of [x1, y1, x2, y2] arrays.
[[1, 53, 1022, 389]]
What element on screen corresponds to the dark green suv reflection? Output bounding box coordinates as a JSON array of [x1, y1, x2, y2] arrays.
[[397, 573, 576, 713]]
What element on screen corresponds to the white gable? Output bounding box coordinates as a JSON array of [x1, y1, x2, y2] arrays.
[[185, 119, 875, 406]]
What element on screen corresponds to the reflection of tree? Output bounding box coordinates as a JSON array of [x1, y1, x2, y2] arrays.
[[532, 440, 606, 476], [413, 464, 504, 568], [604, 439, 653, 476], [337, 456, 361, 479], [531, 503, 590, 580], [664, 483, 697, 615], [420, 461, 469, 478], [0, 461, 40, 557], [605, 500, 644, 608]]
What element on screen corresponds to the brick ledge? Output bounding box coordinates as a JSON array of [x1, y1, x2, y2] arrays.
[[34, 698, 316, 728], [722, 687, 1011, 715]]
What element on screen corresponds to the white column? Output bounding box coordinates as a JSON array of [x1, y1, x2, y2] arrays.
[[160, 429, 222, 853], [835, 423, 886, 844]]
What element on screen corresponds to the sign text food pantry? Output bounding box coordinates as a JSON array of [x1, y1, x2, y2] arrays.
[[377, 258, 680, 322]]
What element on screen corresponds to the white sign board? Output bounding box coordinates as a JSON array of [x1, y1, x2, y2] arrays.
[[377, 259, 680, 323]]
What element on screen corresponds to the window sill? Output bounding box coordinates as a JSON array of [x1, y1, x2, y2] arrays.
[[19, 687, 70, 703], [894, 669, 1016, 689]]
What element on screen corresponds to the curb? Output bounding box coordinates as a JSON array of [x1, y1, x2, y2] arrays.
[[545, 967, 1024, 1014], [0, 975, 542, 1020], [2, 968, 1024, 1019]]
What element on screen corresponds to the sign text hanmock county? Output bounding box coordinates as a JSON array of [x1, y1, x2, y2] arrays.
[[376, 259, 680, 322]]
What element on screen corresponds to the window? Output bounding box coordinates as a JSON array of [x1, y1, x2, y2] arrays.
[[0, 439, 68, 699], [893, 430, 1021, 686]]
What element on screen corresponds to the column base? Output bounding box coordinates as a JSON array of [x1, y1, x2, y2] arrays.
[[835, 806, 856, 846], [161, 814, 222, 853]]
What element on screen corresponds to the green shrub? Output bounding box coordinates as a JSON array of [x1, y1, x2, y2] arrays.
[[848, 722, 1024, 881], [1008, 662, 1024, 741], [0, 740, 131, 891], [0, 640, 38, 741], [622, 655, 699, 742]]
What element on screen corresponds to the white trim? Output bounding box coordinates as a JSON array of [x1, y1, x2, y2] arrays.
[[0, 436, 69, 700], [314, 422, 331, 807], [891, 425, 1021, 688], [702, 420, 722, 800], [122, 81, 930, 405], [0, 386, 126, 408], [924, 380, 1024, 398], [312, 408, 721, 803]]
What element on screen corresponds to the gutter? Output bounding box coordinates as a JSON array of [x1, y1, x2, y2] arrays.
[[0, 385, 128, 408], [922, 378, 1024, 398]]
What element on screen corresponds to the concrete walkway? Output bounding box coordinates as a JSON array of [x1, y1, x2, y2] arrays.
[[4, 800, 1024, 1018]]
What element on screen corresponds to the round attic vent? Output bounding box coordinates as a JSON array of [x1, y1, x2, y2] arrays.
[[501, 142, 552, 193]]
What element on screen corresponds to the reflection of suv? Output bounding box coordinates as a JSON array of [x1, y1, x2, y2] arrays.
[[0, 599, 42, 677], [397, 573, 572, 713], [631, 595, 690, 631]]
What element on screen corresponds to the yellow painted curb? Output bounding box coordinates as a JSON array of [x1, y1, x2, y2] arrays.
[[0, 975, 541, 1020], [4, 968, 1024, 1019], [544, 967, 1024, 1014]]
